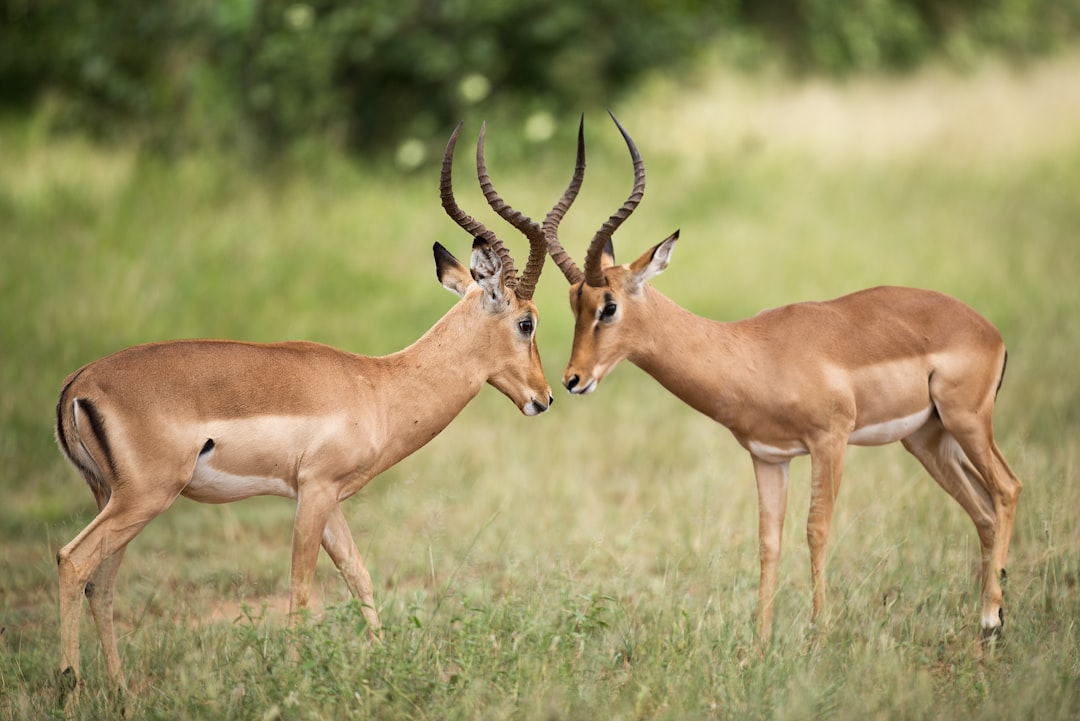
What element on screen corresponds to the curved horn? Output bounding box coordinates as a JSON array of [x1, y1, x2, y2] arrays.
[[583, 110, 645, 287], [440, 121, 516, 282], [542, 114, 586, 285], [475, 122, 546, 298]]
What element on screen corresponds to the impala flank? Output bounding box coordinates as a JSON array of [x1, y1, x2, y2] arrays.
[[544, 113, 1023, 646]]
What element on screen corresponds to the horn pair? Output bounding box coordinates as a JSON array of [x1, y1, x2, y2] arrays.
[[441, 112, 643, 293], [441, 121, 585, 300], [544, 111, 645, 287]]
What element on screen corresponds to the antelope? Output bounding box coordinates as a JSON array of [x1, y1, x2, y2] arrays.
[[544, 113, 1023, 646], [53, 121, 578, 699]]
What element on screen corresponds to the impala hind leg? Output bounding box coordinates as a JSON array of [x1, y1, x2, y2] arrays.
[[321, 505, 381, 640], [805, 440, 848, 633], [57, 496, 171, 700], [902, 418, 999, 629], [751, 457, 791, 646], [934, 419, 1021, 636], [86, 545, 129, 688]]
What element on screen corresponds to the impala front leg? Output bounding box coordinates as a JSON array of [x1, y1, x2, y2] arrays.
[[806, 439, 847, 633], [321, 505, 381, 640], [289, 486, 339, 621], [752, 456, 790, 646]]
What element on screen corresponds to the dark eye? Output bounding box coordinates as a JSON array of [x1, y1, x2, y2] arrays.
[[518, 318, 534, 335], [600, 302, 617, 320]]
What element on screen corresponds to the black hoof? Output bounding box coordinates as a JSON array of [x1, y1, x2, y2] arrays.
[[57, 666, 77, 705]]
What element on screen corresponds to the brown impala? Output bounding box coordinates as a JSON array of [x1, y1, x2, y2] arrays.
[[544, 113, 1022, 646], [53, 122, 581, 700]]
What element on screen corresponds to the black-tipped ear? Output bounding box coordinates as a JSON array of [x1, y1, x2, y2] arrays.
[[434, 242, 473, 297], [652, 229, 679, 260], [626, 230, 678, 293], [433, 241, 459, 279]]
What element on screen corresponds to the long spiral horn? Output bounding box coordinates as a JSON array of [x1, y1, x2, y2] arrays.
[[475, 122, 546, 299], [583, 111, 645, 287], [542, 115, 587, 285], [440, 121, 517, 283]]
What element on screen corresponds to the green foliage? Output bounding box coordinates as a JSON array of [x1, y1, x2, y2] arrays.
[[3, 0, 1079, 156], [0, 0, 719, 155], [760, 0, 1080, 73]]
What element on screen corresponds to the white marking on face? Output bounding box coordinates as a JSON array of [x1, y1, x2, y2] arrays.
[[981, 612, 1002, 629], [848, 406, 933, 446], [574, 378, 597, 395], [522, 398, 548, 416]]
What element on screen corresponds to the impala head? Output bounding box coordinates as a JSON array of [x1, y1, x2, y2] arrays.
[[544, 112, 679, 394], [436, 120, 585, 415]]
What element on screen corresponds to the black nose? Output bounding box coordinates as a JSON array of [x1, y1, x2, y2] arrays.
[[564, 374, 579, 392]]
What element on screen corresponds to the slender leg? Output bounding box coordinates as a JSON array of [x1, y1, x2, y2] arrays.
[[902, 419, 998, 625], [57, 499, 166, 698], [990, 441, 1023, 579], [930, 361, 1023, 637], [933, 415, 1022, 635], [805, 440, 847, 630], [751, 456, 790, 646], [321, 505, 381, 639], [288, 487, 339, 620], [86, 545, 129, 689]]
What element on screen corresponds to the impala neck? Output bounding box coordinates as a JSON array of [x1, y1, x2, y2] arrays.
[[628, 287, 746, 427], [364, 300, 489, 473]]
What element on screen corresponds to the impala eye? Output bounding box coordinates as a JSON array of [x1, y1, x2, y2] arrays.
[[518, 318, 534, 335], [600, 302, 617, 320]]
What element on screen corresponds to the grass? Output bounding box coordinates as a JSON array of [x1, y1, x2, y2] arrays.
[[2, 53, 1080, 719]]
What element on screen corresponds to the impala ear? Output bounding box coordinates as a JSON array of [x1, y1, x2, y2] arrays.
[[469, 238, 511, 312], [627, 230, 679, 294], [434, 242, 473, 298], [600, 238, 616, 270]]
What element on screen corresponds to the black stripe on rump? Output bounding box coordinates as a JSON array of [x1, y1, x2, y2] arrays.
[[995, 349, 1008, 399], [78, 398, 119, 478]]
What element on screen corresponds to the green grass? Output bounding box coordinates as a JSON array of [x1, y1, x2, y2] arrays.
[[2, 55, 1080, 719]]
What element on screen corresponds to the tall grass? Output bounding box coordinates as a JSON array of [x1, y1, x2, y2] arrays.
[[2, 55, 1079, 719]]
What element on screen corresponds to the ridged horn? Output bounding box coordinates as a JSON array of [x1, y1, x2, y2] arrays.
[[440, 121, 517, 284], [583, 111, 645, 288], [475, 122, 545, 299], [542, 115, 587, 285]]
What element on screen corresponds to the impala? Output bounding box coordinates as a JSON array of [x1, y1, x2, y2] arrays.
[[544, 113, 1023, 645], [53, 121, 578, 698]]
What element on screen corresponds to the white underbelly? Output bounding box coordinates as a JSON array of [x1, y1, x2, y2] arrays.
[[183, 453, 296, 503], [748, 440, 810, 463], [848, 406, 933, 446], [747, 406, 933, 462]]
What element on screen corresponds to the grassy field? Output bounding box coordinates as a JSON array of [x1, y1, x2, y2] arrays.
[[2, 53, 1079, 720]]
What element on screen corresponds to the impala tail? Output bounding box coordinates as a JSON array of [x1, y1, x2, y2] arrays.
[[55, 371, 113, 510]]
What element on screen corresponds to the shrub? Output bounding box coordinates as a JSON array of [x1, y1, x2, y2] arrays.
[[1, 0, 1076, 156]]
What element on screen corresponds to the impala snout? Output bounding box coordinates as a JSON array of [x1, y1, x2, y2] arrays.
[[563, 372, 597, 395], [524, 392, 555, 416]]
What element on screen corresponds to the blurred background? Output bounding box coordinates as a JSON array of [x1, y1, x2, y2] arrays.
[[2, 0, 1079, 160]]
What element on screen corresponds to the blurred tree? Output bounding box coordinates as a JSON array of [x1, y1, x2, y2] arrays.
[[0, 0, 1076, 157]]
